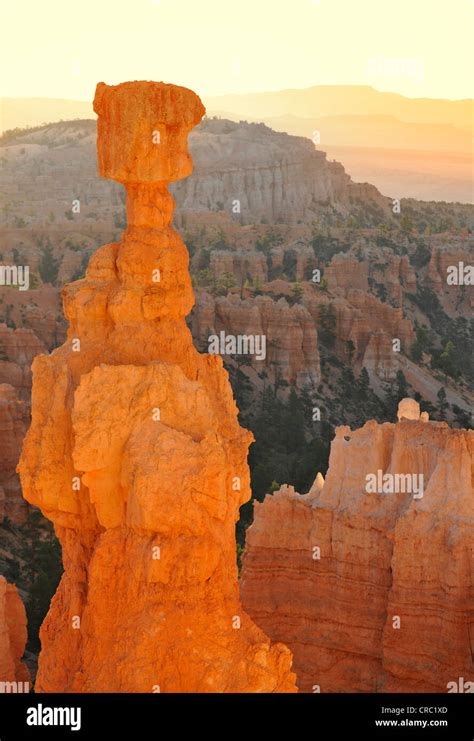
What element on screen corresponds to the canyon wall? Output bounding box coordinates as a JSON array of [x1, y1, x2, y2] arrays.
[[241, 401, 474, 692], [0, 325, 49, 524], [306, 289, 415, 380], [191, 291, 320, 389], [0, 576, 30, 687], [0, 384, 29, 524], [1, 117, 389, 234], [18, 81, 296, 693], [0, 325, 46, 400], [171, 118, 388, 224]]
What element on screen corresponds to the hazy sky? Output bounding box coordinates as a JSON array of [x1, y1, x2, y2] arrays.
[[2, 0, 473, 101]]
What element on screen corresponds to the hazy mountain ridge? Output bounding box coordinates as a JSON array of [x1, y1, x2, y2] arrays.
[[206, 85, 473, 127], [3, 86, 472, 202]]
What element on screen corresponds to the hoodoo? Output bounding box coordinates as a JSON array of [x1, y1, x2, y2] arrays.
[[18, 81, 296, 692], [241, 400, 473, 692]]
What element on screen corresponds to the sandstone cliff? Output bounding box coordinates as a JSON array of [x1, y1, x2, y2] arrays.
[[171, 118, 388, 224], [18, 81, 296, 693], [427, 242, 473, 315], [0, 325, 46, 400], [306, 289, 415, 380], [1, 117, 392, 236], [0, 325, 43, 525], [241, 400, 474, 692], [191, 291, 320, 389], [0, 576, 30, 687], [324, 252, 417, 304], [0, 384, 29, 523]]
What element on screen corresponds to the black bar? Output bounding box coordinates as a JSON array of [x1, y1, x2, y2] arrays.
[[0, 693, 472, 740]]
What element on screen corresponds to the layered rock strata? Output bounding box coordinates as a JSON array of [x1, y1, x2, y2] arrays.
[[171, 118, 387, 224], [0, 383, 29, 523], [306, 290, 415, 379], [191, 292, 320, 389], [0, 325, 46, 400], [18, 81, 296, 693], [241, 400, 473, 692], [0, 576, 30, 688]]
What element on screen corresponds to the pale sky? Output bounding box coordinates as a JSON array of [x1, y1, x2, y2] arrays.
[[2, 0, 473, 101]]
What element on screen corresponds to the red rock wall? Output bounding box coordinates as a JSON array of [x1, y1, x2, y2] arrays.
[[0, 576, 30, 687], [191, 291, 320, 388], [241, 410, 474, 692], [0, 384, 29, 523]]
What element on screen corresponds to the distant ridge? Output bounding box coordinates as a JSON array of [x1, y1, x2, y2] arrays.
[[205, 85, 473, 128], [1, 86, 472, 202], [0, 97, 93, 134], [2, 86, 472, 134]]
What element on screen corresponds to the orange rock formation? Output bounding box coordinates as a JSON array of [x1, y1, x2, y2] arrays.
[[192, 291, 320, 389], [18, 81, 296, 693], [241, 400, 473, 692], [0, 576, 30, 688], [0, 383, 29, 524]]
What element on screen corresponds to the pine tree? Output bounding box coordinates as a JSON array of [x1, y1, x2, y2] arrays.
[[396, 370, 409, 399], [437, 386, 449, 420], [38, 243, 59, 285], [358, 367, 370, 399]]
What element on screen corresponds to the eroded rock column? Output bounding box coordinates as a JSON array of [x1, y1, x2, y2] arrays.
[[18, 81, 296, 693]]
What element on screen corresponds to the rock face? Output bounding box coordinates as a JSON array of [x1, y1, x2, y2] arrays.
[[0, 324, 46, 400], [18, 81, 296, 693], [427, 241, 474, 315], [0, 576, 30, 687], [0, 384, 29, 523], [171, 118, 388, 224], [324, 252, 417, 305], [209, 250, 268, 285], [325, 254, 369, 293], [0, 289, 65, 353], [306, 290, 415, 379], [241, 400, 473, 692], [428, 244, 469, 289], [191, 291, 320, 389], [362, 332, 402, 381], [0, 322, 61, 525]]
